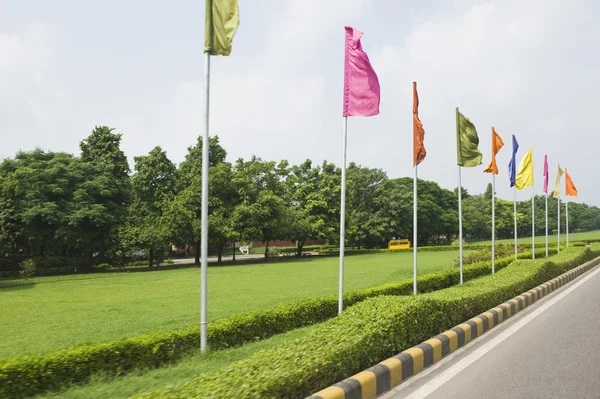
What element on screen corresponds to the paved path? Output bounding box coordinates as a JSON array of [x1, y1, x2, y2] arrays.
[[383, 265, 600, 399], [170, 254, 264, 264]]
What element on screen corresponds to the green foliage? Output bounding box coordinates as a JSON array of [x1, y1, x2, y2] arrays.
[[95, 263, 111, 271], [456, 244, 528, 266], [18, 259, 36, 280], [2, 128, 600, 275], [132, 248, 598, 399], [123, 146, 177, 267]]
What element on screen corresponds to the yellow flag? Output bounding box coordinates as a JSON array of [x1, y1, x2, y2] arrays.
[[515, 147, 534, 190], [204, 0, 239, 56], [552, 163, 564, 198]]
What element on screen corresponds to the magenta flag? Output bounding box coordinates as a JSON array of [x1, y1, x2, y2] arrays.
[[343, 26, 380, 117], [543, 155, 549, 193]]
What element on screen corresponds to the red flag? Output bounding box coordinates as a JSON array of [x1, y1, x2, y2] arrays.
[[482, 127, 504, 174], [413, 82, 426, 165], [565, 169, 578, 197]]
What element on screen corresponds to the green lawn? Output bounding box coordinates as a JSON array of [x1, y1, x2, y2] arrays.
[[472, 230, 600, 246], [1, 251, 462, 359]]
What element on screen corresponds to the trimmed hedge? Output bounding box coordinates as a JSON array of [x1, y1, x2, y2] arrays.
[[133, 247, 600, 399], [0, 248, 554, 398], [203, 247, 554, 349]]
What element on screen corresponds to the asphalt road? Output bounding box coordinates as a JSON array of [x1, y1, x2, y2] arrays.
[[383, 264, 600, 399]]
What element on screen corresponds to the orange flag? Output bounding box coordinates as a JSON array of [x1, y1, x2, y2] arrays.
[[565, 168, 578, 197], [413, 82, 426, 166], [482, 127, 504, 174]]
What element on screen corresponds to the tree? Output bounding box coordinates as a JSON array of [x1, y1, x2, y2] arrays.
[[286, 160, 341, 256], [231, 157, 290, 259], [170, 136, 232, 264], [128, 147, 177, 267], [79, 126, 131, 262], [345, 163, 390, 249], [484, 183, 493, 200]]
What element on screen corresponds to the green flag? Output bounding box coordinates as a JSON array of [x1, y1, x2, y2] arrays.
[[205, 0, 239, 56], [456, 107, 483, 167]]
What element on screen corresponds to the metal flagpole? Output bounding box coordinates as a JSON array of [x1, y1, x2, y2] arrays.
[[200, 52, 210, 353], [566, 199, 569, 248], [514, 185, 518, 260], [545, 193, 548, 257], [338, 117, 348, 314], [413, 164, 418, 294], [557, 196, 561, 253], [532, 185, 535, 259], [492, 174, 496, 274], [458, 165, 464, 284]]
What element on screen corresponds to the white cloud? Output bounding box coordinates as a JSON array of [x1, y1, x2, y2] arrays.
[[0, 22, 72, 152], [370, 0, 600, 205], [1, 0, 599, 206]]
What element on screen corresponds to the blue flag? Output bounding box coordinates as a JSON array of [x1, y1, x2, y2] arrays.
[[508, 135, 519, 187]]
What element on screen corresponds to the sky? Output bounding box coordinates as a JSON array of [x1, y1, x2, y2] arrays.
[[1, 0, 599, 205]]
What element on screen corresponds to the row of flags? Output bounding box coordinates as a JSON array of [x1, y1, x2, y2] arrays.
[[202, 3, 583, 347]]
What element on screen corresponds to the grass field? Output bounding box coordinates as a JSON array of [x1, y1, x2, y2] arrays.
[[472, 230, 600, 246], [1, 251, 464, 359]]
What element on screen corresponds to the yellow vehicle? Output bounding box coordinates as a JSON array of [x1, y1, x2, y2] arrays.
[[388, 239, 410, 249]]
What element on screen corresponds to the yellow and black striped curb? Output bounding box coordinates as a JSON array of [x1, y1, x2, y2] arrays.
[[307, 256, 600, 399]]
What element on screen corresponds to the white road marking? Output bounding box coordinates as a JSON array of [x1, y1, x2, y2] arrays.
[[381, 264, 600, 399]]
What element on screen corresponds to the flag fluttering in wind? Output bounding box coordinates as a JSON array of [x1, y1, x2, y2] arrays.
[[413, 82, 426, 166], [338, 26, 379, 313], [508, 135, 519, 187], [483, 127, 504, 174], [553, 163, 564, 198], [516, 147, 534, 190], [543, 155, 549, 194], [565, 169, 578, 197], [456, 110, 482, 167], [343, 26, 380, 117], [204, 0, 240, 56], [411, 82, 425, 294], [483, 127, 504, 274], [455, 107, 481, 284]]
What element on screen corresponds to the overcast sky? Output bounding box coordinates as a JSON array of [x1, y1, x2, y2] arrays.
[[1, 0, 599, 205]]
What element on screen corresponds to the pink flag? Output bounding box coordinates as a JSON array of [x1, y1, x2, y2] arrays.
[[543, 155, 549, 193], [343, 26, 380, 117]]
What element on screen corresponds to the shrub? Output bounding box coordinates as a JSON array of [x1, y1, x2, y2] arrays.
[[457, 244, 527, 266], [18, 259, 36, 280], [94, 263, 111, 271], [133, 248, 599, 399]]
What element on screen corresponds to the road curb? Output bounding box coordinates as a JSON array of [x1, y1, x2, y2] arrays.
[[307, 256, 600, 399]]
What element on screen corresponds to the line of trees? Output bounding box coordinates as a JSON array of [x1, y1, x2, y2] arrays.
[[1, 126, 599, 272]]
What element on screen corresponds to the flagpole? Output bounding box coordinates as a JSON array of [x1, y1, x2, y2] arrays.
[[566, 199, 569, 248], [458, 165, 464, 284], [557, 195, 561, 253], [455, 107, 464, 285], [200, 52, 210, 353], [531, 185, 535, 259], [338, 117, 348, 314], [491, 174, 495, 274], [514, 185, 517, 260], [413, 164, 418, 295], [545, 193, 548, 257]]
